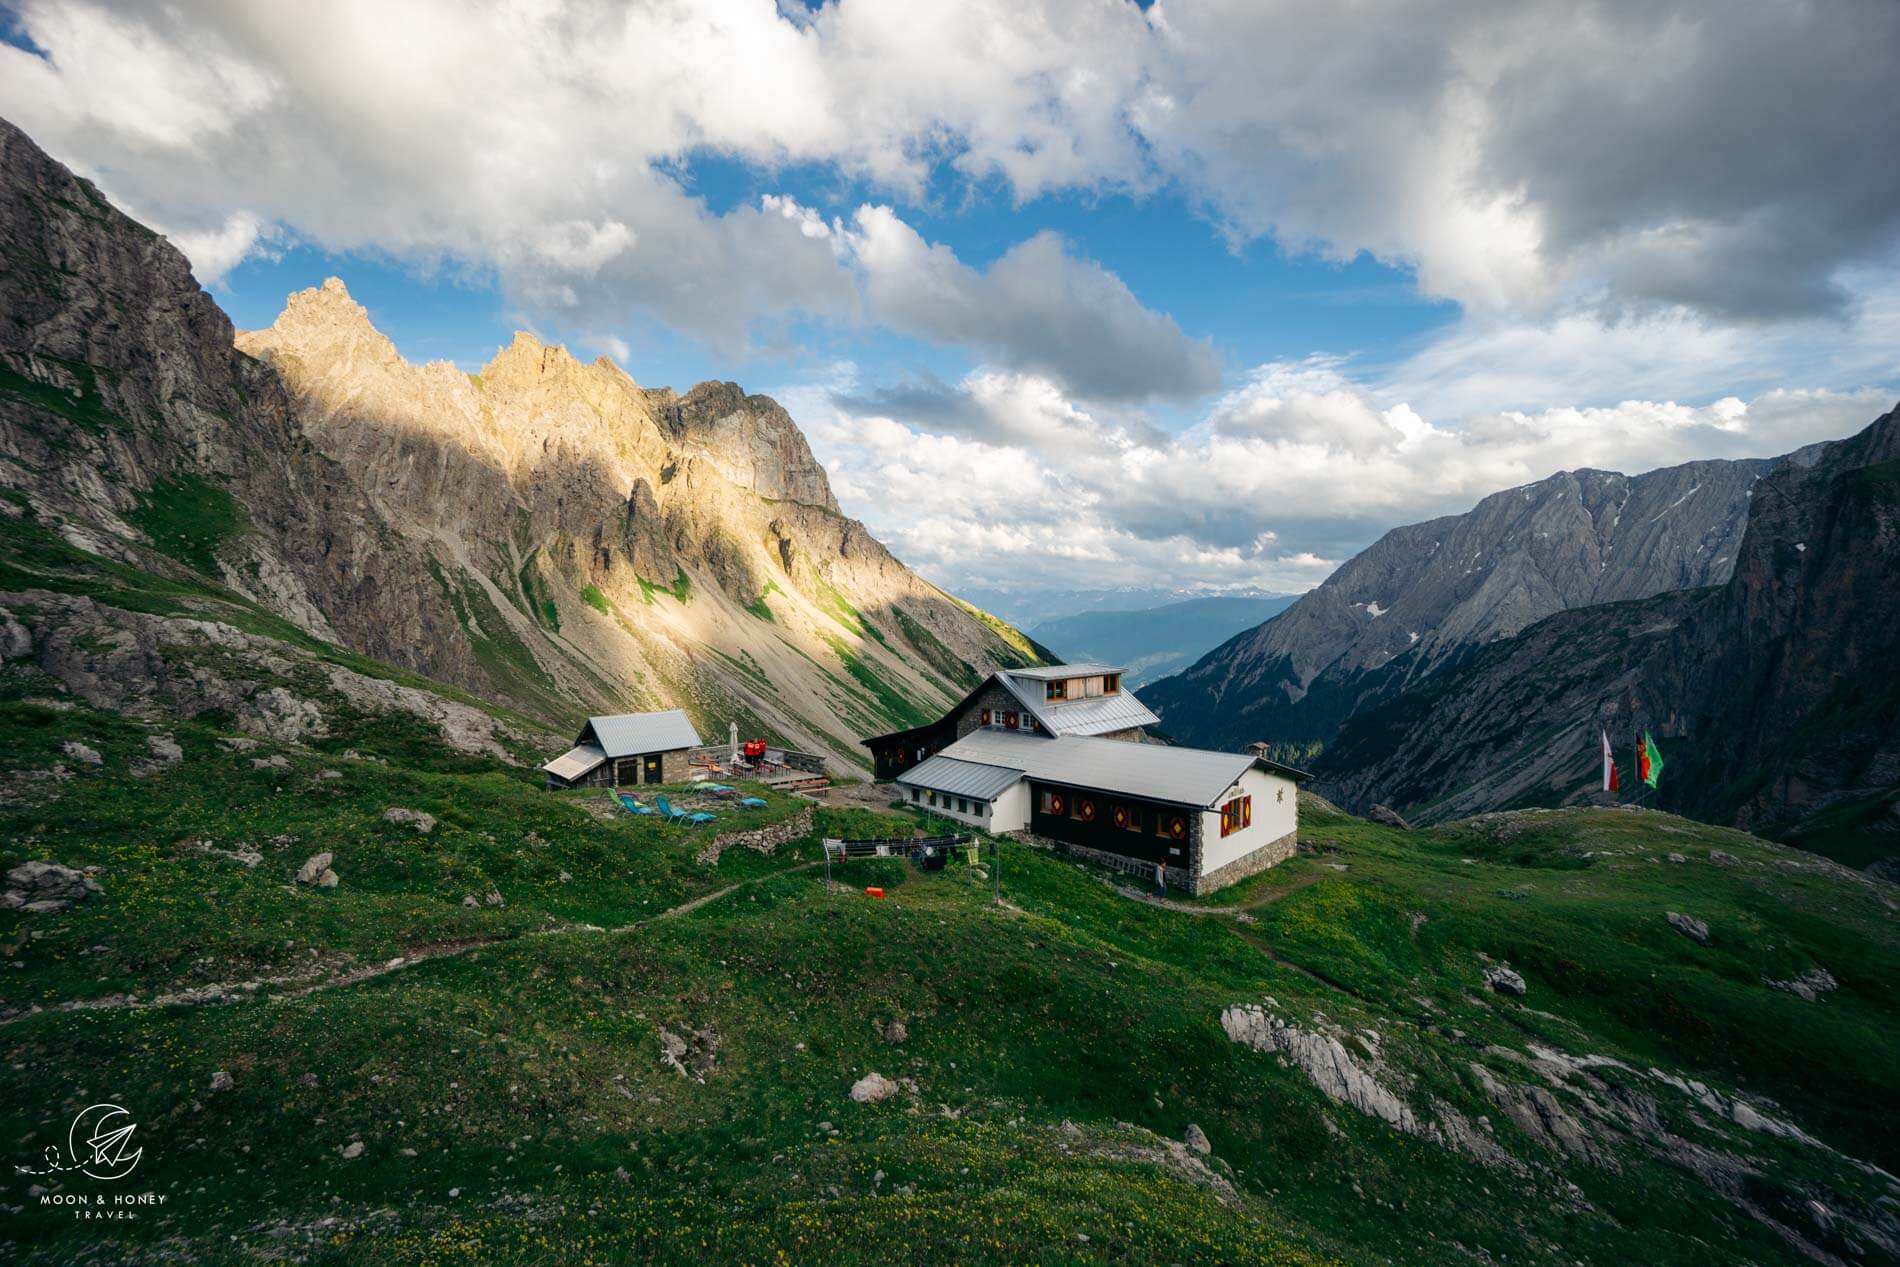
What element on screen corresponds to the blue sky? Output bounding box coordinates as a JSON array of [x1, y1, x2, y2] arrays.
[[4, 0, 1896, 596]]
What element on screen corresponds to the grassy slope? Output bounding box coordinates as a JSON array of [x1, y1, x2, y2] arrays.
[[2, 679, 1895, 1266]]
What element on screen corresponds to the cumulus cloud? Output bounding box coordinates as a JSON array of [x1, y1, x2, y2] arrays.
[[846, 208, 1220, 402], [165, 209, 271, 284], [791, 363, 1892, 593], [5, 0, 1894, 357]]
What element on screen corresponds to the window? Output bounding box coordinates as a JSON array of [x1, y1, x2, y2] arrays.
[[979, 708, 991, 726], [1040, 788, 1067, 817], [910, 788, 920, 803], [1103, 673, 1121, 695], [1004, 711, 1019, 729], [1073, 797, 1096, 823], [1112, 802, 1139, 833], [1219, 795, 1254, 838], [957, 798, 969, 814], [972, 800, 986, 817], [1045, 679, 1067, 701], [927, 791, 938, 807]]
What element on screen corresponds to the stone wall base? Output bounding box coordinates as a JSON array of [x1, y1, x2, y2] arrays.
[[1027, 827, 1298, 895], [1196, 828, 1299, 895]]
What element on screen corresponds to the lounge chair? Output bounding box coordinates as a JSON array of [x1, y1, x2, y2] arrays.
[[618, 792, 657, 816], [655, 794, 716, 826], [738, 796, 767, 809]]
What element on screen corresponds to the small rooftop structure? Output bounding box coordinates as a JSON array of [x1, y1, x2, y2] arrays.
[[543, 710, 703, 789]]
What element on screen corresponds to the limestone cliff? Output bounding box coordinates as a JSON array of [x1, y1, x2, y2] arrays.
[[0, 117, 1041, 772]]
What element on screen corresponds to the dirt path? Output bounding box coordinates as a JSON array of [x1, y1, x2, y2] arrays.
[[1, 860, 825, 1028]]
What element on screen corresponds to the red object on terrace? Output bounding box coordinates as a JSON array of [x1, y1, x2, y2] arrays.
[[742, 739, 768, 760], [864, 887, 885, 899]]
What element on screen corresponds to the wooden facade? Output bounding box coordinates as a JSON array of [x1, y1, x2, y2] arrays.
[[1025, 782, 1193, 871]]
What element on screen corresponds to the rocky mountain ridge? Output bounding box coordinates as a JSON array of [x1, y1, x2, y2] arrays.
[[1319, 403, 1900, 867], [0, 116, 1040, 772], [1145, 449, 1788, 757]]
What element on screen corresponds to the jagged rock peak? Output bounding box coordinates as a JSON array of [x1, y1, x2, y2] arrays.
[[262, 277, 403, 365]]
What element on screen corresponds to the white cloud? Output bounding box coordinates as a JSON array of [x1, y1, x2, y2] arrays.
[[7, 0, 1893, 360], [165, 209, 270, 284], [791, 362, 1892, 594]]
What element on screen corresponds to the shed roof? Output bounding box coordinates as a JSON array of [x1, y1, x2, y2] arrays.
[[895, 755, 1025, 802], [542, 743, 607, 782], [582, 710, 702, 757], [937, 730, 1298, 808], [1004, 663, 1122, 681]]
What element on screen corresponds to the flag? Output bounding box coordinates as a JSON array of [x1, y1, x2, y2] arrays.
[[1601, 729, 1619, 793], [1642, 732, 1663, 789]]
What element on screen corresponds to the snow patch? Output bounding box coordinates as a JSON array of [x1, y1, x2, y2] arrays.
[[1365, 602, 1386, 618]]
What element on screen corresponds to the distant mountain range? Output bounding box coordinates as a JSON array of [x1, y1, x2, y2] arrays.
[[1145, 451, 1782, 760], [959, 585, 1290, 630], [1143, 404, 1900, 869], [1028, 595, 1298, 687], [1319, 404, 1900, 866]]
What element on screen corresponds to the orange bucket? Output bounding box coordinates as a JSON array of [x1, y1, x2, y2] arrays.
[[864, 887, 885, 899]]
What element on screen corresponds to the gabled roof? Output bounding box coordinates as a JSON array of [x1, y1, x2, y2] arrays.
[[895, 754, 1025, 802], [860, 663, 1156, 749], [582, 709, 702, 757], [997, 670, 1159, 737], [936, 729, 1303, 809], [542, 743, 606, 782]]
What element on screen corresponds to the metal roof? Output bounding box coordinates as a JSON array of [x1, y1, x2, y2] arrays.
[[895, 755, 1025, 802], [542, 743, 606, 781], [1004, 663, 1123, 681], [996, 673, 1160, 737], [582, 710, 702, 757], [937, 730, 1269, 808]]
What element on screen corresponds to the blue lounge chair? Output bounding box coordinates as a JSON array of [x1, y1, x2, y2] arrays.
[[618, 792, 657, 816], [655, 794, 716, 826], [738, 796, 767, 809], [702, 783, 735, 793]]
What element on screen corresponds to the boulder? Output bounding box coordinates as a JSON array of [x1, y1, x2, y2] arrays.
[[295, 852, 338, 888], [339, 1140, 364, 1160], [1483, 965, 1527, 996], [61, 740, 103, 766], [1666, 911, 1710, 944], [850, 1072, 900, 1104], [882, 1019, 908, 1045], [1, 861, 104, 913], [210, 1070, 234, 1092], [1184, 1123, 1212, 1155], [1367, 804, 1412, 831], [1764, 967, 1838, 1001], [383, 807, 437, 834], [1708, 850, 1739, 867], [131, 733, 185, 778]]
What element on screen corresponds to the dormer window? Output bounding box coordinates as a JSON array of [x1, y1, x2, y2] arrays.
[[1045, 679, 1067, 701], [1103, 673, 1121, 695]]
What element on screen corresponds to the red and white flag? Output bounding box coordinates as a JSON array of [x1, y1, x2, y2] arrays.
[[1601, 729, 1619, 793]]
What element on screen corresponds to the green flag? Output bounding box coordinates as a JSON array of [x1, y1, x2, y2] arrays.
[[1642, 732, 1663, 789]]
